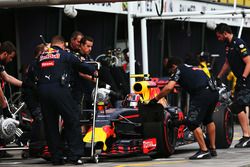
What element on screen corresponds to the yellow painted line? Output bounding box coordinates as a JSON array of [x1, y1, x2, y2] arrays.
[[114, 160, 187, 167]]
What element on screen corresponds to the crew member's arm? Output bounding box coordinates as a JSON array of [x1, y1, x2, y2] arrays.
[[155, 80, 176, 101], [79, 72, 96, 82], [242, 56, 250, 78], [0, 71, 22, 87], [217, 58, 230, 79], [0, 87, 7, 109], [69, 53, 96, 75]]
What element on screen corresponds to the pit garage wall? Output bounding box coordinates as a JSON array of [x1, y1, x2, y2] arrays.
[[62, 10, 116, 57], [0, 9, 17, 79], [1, 6, 250, 81], [138, 19, 249, 78], [15, 7, 59, 65], [0, 9, 18, 97], [0, 7, 116, 76]]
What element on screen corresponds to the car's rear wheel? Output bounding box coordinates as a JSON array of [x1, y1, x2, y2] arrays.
[[213, 104, 234, 149]]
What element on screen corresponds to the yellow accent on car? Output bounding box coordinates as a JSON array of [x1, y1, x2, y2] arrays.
[[83, 127, 108, 151]]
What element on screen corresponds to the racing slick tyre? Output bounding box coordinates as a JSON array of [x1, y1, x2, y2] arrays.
[[213, 104, 234, 149], [139, 104, 177, 158]]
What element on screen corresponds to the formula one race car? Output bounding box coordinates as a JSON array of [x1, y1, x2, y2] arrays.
[[82, 76, 234, 162]]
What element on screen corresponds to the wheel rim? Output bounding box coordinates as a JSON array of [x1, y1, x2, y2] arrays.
[[169, 121, 176, 146], [164, 119, 175, 148], [224, 108, 234, 145]]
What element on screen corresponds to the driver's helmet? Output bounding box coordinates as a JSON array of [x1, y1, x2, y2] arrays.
[[122, 93, 141, 108]]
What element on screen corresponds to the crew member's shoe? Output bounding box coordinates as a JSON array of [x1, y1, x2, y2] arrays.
[[234, 136, 250, 148], [189, 150, 211, 160], [69, 159, 84, 165], [210, 148, 217, 157]]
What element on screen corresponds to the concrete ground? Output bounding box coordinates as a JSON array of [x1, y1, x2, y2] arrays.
[[0, 124, 249, 167]]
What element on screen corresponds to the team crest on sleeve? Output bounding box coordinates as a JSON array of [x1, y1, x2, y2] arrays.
[[240, 48, 247, 53], [73, 54, 83, 62], [239, 44, 245, 49], [77, 56, 83, 62]]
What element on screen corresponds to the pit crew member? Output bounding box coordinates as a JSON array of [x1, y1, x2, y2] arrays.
[[150, 57, 219, 159], [36, 35, 96, 165], [215, 23, 250, 148]]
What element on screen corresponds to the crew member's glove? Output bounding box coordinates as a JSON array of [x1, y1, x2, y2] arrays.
[[92, 71, 99, 79], [148, 98, 158, 105], [215, 77, 222, 87], [237, 76, 247, 90], [22, 80, 36, 89]]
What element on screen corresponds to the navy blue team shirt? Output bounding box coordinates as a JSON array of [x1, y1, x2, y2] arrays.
[[37, 46, 95, 84], [169, 64, 209, 94], [225, 37, 250, 87]]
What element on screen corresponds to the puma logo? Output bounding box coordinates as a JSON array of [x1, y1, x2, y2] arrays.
[[45, 75, 51, 80]]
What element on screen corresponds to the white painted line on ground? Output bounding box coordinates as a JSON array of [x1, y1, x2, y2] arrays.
[[0, 162, 21, 165]]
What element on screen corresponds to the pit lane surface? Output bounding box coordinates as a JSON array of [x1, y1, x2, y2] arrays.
[[1, 125, 249, 167]]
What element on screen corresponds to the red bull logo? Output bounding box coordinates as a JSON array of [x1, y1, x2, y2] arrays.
[[177, 111, 185, 139], [143, 138, 157, 154]]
